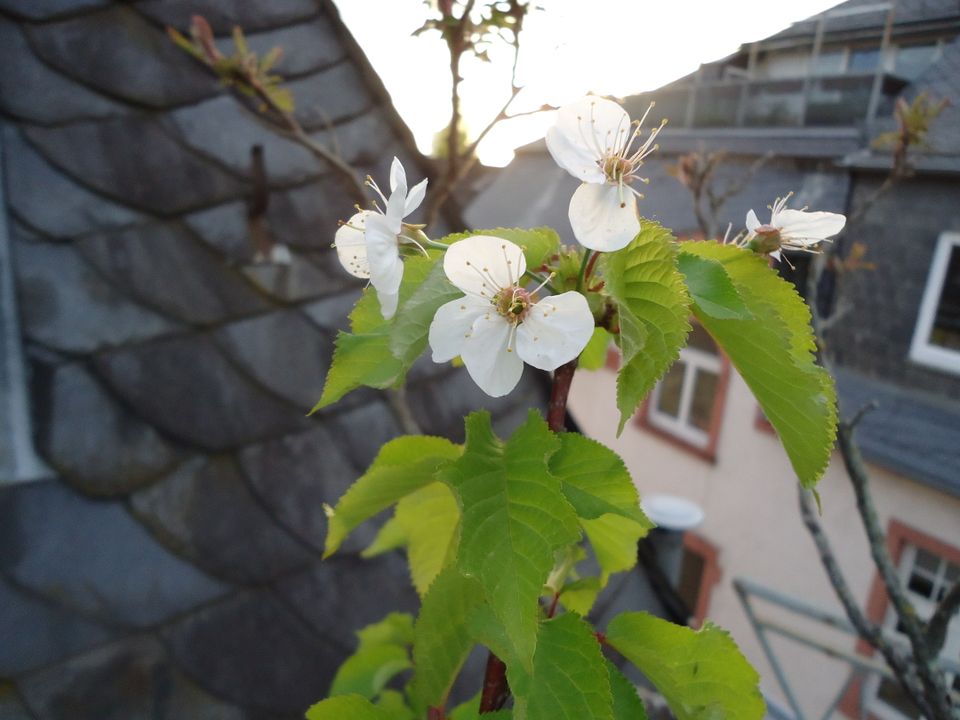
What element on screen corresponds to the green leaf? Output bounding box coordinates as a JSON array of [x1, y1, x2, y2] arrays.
[[411, 569, 484, 711], [467, 603, 531, 698], [441, 411, 580, 669], [602, 222, 691, 433], [324, 436, 461, 557], [578, 327, 613, 371], [395, 482, 461, 596], [442, 227, 561, 270], [582, 514, 645, 580], [560, 577, 603, 616], [677, 252, 752, 320], [314, 254, 441, 410], [329, 613, 415, 699], [605, 661, 648, 720], [389, 259, 461, 366], [550, 434, 651, 527], [678, 241, 837, 487], [520, 614, 613, 720], [362, 515, 407, 558], [306, 695, 393, 720], [605, 612, 765, 720]]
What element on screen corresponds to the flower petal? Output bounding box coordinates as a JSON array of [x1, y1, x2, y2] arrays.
[[389, 156, 407, 194], [443, 235, 526, 297], [365, 213, 403, 298], [546, 125, 605, 184], [333, 210, 373, 278], [516, 291, 594, 371], [549, 97, 630, 174], [775, 209, 846, 243], [428, 296, 489, 362], [745, 208, 761, 233], [461, 313, 524, 397], [403, 177, 428, 217], [379, 290, 399, 320], [568, 182, 640, 251]]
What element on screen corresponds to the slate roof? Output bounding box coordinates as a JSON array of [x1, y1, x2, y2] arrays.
[[835, 367, 960, 497], [0, 1, 545, 717]]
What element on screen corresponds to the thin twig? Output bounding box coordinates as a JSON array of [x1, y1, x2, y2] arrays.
[[927, 582, 960, 657]]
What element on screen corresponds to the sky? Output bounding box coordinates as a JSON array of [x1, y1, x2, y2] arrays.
[[333, 0, 841, 166]]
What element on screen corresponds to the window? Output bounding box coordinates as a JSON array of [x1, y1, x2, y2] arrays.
[[894, 43, 940, 81], [863, 540, 960, 720], [909, 232, 960, 375], [678, 533, 721, 628], [848, 46, 881, 73], [640, 324, 729, 459]]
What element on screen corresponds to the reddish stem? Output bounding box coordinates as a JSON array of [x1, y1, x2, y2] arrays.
[[547, 592, 561, 619], [428, 707, 446, 720], [480, 360, 580, 713], [547, 359, 579, 432], [584, 251, 601, 285]]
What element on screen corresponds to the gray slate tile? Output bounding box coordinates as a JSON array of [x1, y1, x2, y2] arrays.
[[94, 333, 309, 451], [0, 575, 119, 677], [238, 423, 366, 553], [26, 5, 220, 110], [77, 222, 268, 326], [0, 687, 32, 720], [215, 309, 331, 410], [325, 399, 404, 473], [183, 200, 251, 261], [266, 175, 359, 251], [301, 290, 360, 334], [16, 635, 247, 720], [274, 554, 419, 650], [0, 480, 229, 627], [13, 237, 178, 354], [286, 63, 375, 131], [136, 0, 319, 35], [214, 18, 345, 77], [163, 589, 340, 715], [0, 0, 108, 20], [241, 251, 337, 303], [0, 19, 124, 125], [24, 117, 248, 215], [131, 456, 313, 584], [35, 362, 182, 496], [2, 128, 146, 238], [169, 96, 321, 186]]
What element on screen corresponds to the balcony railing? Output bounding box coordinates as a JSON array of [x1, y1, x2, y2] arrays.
[[631, 72, 907, 130]]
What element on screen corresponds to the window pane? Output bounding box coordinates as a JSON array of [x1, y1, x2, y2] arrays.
[[813, 49, 845, 76], [849, 47, 880, 72], [687, 324, 718, 355], [689, 370, 720, 432], [908, 572, 934, 599], [896, 44, 937, 80], [930, 246, 960, 351], [656, 362, 686, 418]]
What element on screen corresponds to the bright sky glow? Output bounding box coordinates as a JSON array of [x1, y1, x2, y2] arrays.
[[333, 0, 841, 166]]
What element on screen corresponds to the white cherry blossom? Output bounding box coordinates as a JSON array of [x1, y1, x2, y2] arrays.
[[428, 235, 595, 397], [741, 194, 847, 261], [546, 96, 665, 252], [333, 157, 428, 319]]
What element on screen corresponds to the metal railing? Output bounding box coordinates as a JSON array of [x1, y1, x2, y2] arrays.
[[734, 577, 960, 720]]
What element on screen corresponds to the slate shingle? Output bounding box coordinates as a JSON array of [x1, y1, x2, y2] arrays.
[[2, 128, 146, 239], [77, 222, 268, 326], [94, 333, 310, 451], [16, 635, 248, 720], [35, 362, 183, 495], [215, 309, 332, 410], [163, 589, 341, 715], [0, 19, 124, 126], [0, 575, 119, 676], [135, 0, 319, 35], [130, 456, 314, 584], [238, 424, 370, 554], [241, 251, 338, 303], [13, 237, 179, 354], [0, 0, 108, 21], [24, 117, 248, 215], [26, 5, 220, 109], [0, 480, 229, 627]]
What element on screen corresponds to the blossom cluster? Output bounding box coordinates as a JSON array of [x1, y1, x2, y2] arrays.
[[332, 96, 846, 397]]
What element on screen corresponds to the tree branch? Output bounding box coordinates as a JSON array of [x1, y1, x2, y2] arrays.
[[927, 581, 960, 657]]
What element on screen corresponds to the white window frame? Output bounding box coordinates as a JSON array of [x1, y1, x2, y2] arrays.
[[909, 231, 960, 375], [647, 342, 723, 450], [863, 543, 960, 720]]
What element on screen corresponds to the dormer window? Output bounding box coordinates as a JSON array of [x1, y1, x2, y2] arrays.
[[910, 232, 960, 375]]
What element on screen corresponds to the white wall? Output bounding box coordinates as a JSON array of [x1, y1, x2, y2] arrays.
[[569, 365, 960, 717]]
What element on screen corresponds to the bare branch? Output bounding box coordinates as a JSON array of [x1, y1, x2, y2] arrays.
[[927, 581, 960, 657]]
